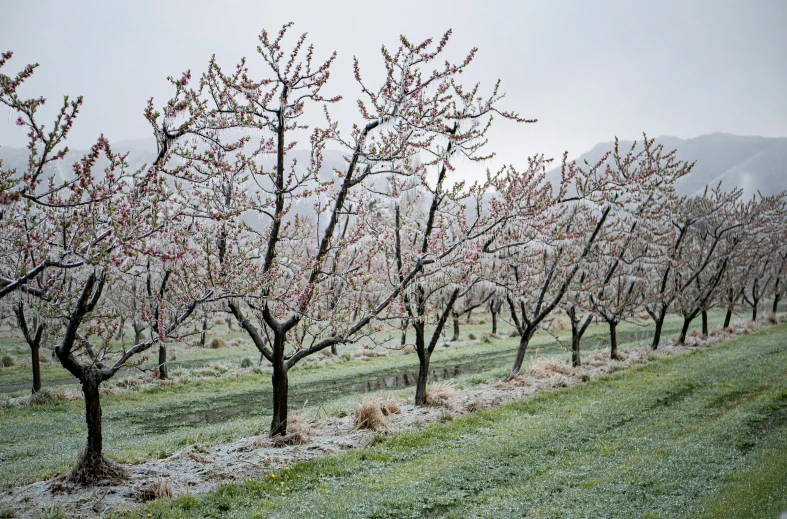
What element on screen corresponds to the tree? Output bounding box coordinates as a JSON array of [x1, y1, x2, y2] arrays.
[[670, 186, 743, 344], [155, 25, 531, 434]]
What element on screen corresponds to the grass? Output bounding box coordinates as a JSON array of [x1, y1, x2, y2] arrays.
[[0, 311, 738, 485], [131, 323, 787, 519]]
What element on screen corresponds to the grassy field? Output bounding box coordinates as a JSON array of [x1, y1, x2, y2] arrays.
[[134, 322, 787, 519], [0, 313, 729, 485]]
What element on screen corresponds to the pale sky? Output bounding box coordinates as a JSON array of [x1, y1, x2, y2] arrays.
[[1, 0, 786, 169]]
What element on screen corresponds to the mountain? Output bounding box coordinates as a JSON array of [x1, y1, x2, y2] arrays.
[[563, 133, 787, 198]]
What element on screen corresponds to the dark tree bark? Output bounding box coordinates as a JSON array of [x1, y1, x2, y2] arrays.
[[511, 326, 536, 374], [752, 300, 758, 321], [567, 307, 593, 368], [199, 317, 208, 347], [773, 293, 781, 314], [133, 321, 145, 345], [270, 358, 288, 436], [158, 344, 168, 380], [400, 318, 408, 346], [413, 289, 459, 406], [82, 371, 103, 460], [14, 302, 44, 394], [724, 307, 733, 328], [451, 311, 460, 342], [489, 299, 501, 335], [677, 311, 698, 344], [701, 309, 708, 337], [414, 326, 430, 405], [608, 320, 620, 360], [114, 315, 125, 341]]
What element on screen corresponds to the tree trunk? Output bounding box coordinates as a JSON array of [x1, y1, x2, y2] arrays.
[[133, 322, 144, 344], [226, 316, 234, 331], [400, 319, 408, 346], [490, 306, 498, 335], [451, 311, 460, 342], [199, 317, 208, 347], [414, 352, 431, 406], [31, 343, 41, 394], [677, 314, 694, 344], [701, 310, 708, 337], [511, 327, 534, 374], [651, 307, 666, 350], [330, 344, 338, 355], [609, 320, 620, 360], [114, 316, 125, 341], [724, 307, 733, 328], [752, 300, 758, 321], [82, 373, 103, 459], [158, 344, 168, 380], [270, 335, 288, 437], [773, 294, 781, 314], [571, 329, 581, 368]]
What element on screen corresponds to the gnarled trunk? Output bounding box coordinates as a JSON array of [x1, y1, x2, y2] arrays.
[[609, 320, 620, 360], [199, 317, 208, 347], [701, 310, 708, 337], [677, 314, 695, 344], [511, 326, 535, 374], [31, 344, 41, 394], [724, 307, 733, 328], [414, 352, 431, 406], [158, 344, 168, 380], [651, 307, 666, 350], [270, 334, 288, 437], [114, 316, 125, 342], [82, 373, 103, 459], [133, 321, 145, 344], [414, 323, 430, 406], [571, 329, 581, 368], [450, 311, 460, 342]]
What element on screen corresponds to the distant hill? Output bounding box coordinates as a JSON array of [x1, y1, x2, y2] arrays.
[[4, 133, 784, 203], [563, 133, 787, 198]]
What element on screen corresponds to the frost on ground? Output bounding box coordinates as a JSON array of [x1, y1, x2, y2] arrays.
[[0, 319, 777, 518]]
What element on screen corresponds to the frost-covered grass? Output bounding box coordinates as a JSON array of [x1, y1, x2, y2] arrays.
[[135, 323, 787, 519], [0, 312, 726, 484]]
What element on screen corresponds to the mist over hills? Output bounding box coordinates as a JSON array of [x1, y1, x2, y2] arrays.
[[565, 133, 787, 198], [2, 133, 785, 200]]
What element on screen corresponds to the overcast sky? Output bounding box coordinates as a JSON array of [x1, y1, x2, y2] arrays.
[[2, 0, 786, 169]]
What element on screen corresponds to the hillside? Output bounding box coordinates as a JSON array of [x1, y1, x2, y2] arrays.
[[568, 133, 787, 197]]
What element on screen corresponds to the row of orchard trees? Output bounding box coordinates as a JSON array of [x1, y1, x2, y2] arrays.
[[1, 26, 786, 483]]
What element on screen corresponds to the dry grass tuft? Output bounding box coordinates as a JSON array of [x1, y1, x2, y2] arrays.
[[549, 315, 570, 332], [766, 312, 779, 325], [585, 351, 608, 367], [528, 358, 572, 378], [402, 344, 416, 355], [271, 415, 310, 446], [426, 382, 459, 408], [137, 480, 173, 502], [502, 372, 531, 387], [186, 451, 210, 463], [689, 329, 702, 338], [353, 401, 387, 431], [353, 348, 383, 358], [38, 349, 49, 363], [320, 348, 333, 357], [380, 398, 401, 416]]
